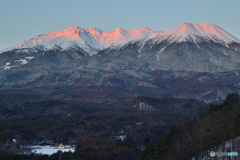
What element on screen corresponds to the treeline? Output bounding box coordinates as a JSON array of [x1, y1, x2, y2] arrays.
[[75, 132, 141, 160], [0, 97, 206, 147], [0, 96, 209, 159], [142, 93, 240, 160]]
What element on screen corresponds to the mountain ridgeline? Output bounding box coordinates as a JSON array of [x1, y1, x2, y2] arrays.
[[0, 23, 240, 104]]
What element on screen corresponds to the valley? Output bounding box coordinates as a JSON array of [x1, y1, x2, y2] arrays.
[[0, 22, 240, 159]]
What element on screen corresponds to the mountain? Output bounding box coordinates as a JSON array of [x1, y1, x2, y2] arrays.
[[1, 23, 239, 55], [0, 23, 240, 104], [156, 22, 240, 43], [0, 26, 160, 56]]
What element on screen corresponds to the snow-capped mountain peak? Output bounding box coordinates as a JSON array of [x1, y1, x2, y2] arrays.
[[141, 27, 151, 31], [0, 26, 161, 55], [194, 22, 239, 43], [171, 22, 202, 36], [158, 22, 240, 43], [1, 23, 239, 55]]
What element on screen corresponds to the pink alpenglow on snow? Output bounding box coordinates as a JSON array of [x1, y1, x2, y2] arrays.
[[160, 22, 240, 43], [1, 23, 239, 55]]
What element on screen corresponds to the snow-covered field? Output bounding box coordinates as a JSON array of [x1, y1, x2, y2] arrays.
[[30, 145, 74, 155]]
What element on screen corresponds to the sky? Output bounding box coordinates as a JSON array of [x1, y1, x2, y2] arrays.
[[0, 0, 239, 50]]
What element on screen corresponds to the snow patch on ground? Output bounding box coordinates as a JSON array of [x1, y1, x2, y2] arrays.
[[15, 59, 28, 65], [12, 139, 17, 143], [1, 57, 35, 70], [25, 56, 35, 60], [30, 145, 74, 155], [134, 102, 154, 111], [14, 56, 35, 65], [223, 52, 228, 56], [114, 135, 126, 141], [0, 62, 14, 70], [15, 49, 39, 53], [157, 46, 166, 54]]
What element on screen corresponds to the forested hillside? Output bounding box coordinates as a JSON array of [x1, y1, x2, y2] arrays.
[[143, 93, 240, 160]]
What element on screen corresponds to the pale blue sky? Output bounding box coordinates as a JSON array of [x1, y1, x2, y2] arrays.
[[0, 0, 239, 50]]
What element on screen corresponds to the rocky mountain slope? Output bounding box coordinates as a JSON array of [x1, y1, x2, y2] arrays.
[[0, 23, 240, 103]]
